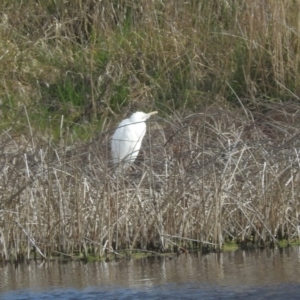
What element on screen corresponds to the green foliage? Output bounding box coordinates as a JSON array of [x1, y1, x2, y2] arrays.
[[109, 81, 130, 110], [1, 0, 300, 138]]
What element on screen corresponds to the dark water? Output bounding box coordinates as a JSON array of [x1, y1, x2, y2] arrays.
[[1, 247, 300, 299]]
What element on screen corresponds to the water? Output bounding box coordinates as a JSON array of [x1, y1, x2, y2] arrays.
[[1, 247, 300, 299]]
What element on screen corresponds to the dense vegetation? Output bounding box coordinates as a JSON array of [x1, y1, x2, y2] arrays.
[[1, 0, 300, 262]]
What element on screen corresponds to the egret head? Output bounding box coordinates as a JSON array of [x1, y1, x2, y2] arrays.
[[129, 111, 158, 122]]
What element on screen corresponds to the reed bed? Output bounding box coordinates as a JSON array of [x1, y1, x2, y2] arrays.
[[1, 0, 300, 261], [1, 103, 300, 261]]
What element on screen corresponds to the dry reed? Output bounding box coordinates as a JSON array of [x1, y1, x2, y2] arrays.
[[1, 103, 300, 261], [1, 0, 300, 261]]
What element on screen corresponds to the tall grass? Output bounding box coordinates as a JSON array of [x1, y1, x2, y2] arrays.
[[1, 103, 300, 261], [1, 0, 300, 126], [1, 1, 300, 261]]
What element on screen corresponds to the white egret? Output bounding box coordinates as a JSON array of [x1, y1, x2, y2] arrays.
[[111, 111, 158, 167]]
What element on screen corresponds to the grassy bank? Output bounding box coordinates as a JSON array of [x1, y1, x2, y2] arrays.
[[1, 1, 300, 261], [1, 1, 300, 125]]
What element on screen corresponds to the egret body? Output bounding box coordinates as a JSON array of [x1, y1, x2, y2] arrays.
[[111, 111, 157, 166]]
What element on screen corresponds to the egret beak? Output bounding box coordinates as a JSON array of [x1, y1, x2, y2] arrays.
[[147, 111, 158, 116]]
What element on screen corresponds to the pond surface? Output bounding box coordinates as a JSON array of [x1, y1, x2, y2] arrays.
[[1, 247, 300, 299]]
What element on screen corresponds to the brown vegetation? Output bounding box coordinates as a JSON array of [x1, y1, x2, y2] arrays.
[[1, 1, 300, 261], [1, 103, 300, 261]]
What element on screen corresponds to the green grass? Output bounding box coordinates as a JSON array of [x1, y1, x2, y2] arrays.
[[223, 242, 239, 252], [0, 0, 300, 130], [1, 0, 300, 135]]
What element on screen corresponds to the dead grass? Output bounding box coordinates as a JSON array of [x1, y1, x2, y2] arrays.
[[1, 1, 300, 126], [1, 103, 300, 261], [1, 1, 300, 261]]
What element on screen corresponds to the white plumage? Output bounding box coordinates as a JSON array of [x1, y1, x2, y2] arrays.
[[111, 111, 157, 166]]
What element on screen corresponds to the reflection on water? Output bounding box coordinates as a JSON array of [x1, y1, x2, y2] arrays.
[[1, 247, 300, 299]]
